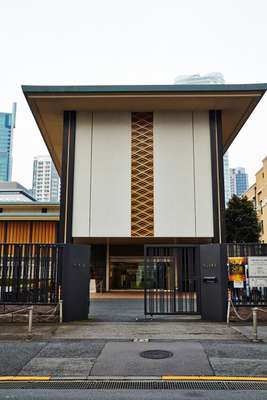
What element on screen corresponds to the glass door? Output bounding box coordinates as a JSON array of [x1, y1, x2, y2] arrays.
[[109, 258, 144, 290]]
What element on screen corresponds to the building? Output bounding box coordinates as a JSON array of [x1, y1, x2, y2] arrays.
[[0, 181, 35, 202], [0, 103, 16, 181], [230, 167, 249, 197], [223, 152, 231, 206], [0, 201, 59, 243], [245, 156, 267, 243], [174, 72, 225, 85], [174, 73, 231, 207], [32, 155, 60, 202], [0, 181, 59, 242], [22, 83, 267, 321]]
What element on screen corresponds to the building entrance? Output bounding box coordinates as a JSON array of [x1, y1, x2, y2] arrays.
[[109, 257, 144, 290]]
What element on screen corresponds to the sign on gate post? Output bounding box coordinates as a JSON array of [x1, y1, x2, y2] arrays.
[[200, 244, 228, 322], [248, 257, 267, 288], [61, 244, 91, 322]]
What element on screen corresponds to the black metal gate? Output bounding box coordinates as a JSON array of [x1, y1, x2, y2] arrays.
[[0, 243, 63, 304], [144, 245, 200, 315]]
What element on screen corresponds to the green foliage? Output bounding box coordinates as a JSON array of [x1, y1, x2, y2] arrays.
[[225, 195, 261, 243]]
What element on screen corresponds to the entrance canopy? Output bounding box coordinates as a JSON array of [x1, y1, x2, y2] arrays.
[[22, 84, 267, 174]]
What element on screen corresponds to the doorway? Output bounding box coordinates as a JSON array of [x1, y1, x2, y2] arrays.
[[109, 257, 145, 290]]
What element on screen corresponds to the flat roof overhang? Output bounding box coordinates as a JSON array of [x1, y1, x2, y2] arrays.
[[22, 84, 267, 175]]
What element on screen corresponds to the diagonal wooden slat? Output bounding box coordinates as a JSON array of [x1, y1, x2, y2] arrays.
[[131, 112, 154, 237]]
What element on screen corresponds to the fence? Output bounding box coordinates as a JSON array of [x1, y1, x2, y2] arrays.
[[0, 243, 63, 304], [227, 243, 267, 307]]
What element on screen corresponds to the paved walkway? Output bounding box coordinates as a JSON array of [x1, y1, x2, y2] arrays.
[[54, 321, 242, 340], [1, 297, 267, 379], [1, 336, 267, 378], [89, 298, 144, 321], [0, 321, 267, 378]]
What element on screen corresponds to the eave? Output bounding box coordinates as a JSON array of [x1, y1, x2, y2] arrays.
[[22, 84, 267, 175]]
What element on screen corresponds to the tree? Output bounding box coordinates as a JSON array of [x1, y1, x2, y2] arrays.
[[225, 195, 261, 243]]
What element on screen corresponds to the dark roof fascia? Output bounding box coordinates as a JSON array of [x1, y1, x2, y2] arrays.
[[22, 83, 267, 95]]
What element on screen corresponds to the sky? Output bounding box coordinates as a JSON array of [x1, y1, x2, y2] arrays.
[[1, 0, 267, 188]]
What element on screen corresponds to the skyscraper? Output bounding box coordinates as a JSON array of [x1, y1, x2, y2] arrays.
[[0, 103, 16, 181], [174, 72, 225, 85], [230, 167, 249, 197], [32, 155, 60, 202], [224, 152, 231, 205]]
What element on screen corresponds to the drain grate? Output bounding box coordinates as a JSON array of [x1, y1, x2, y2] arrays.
[[0, 380, 267, 391], [140, 350, 173, 359]]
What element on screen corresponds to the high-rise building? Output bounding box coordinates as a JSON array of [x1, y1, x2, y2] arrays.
[[224, 152, 231, 205], [174, 72, 225, 85], [230, 167, 249, 197], [0, 103, 16, 181], [32, 155, 60, 202]]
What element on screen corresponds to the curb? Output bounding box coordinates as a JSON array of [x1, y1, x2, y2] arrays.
[[1, 375, 267, 382]]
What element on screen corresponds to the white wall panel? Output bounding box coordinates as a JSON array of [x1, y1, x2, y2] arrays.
[[72, 112, 92, 237], [154, 111, 196, 237], [193, 112, 214, 237], [90, 112, 131, 236]]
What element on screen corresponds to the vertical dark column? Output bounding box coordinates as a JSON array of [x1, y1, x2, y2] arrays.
[[62, 244, 90, 322], [209, 110, 225, 244], [200, 244, 227, 321], [58, 111, 76, 244], [216, 111, 226, 242]]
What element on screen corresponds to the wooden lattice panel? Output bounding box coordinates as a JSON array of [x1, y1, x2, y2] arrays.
[[131, 112, 154, 237]]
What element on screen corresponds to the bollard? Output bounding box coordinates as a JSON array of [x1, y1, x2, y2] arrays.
[[59, 300, 63, 324], [28, 306, 33, 335], [226, 290, 231, 327], [252, 307, 258, 342]]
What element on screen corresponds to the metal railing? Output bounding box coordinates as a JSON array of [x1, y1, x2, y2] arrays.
[[0, 243, 63, 305]]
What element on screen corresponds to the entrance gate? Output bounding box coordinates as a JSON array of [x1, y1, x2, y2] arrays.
[[144, 245, 200, 315]]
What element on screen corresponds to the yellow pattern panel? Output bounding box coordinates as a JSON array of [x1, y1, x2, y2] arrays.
[[131, 112, 154, 237], [6, 222, 30, 243], [1, 221, 57, 244], [0, 222, 6, 242], [31, 221, 57, 243]]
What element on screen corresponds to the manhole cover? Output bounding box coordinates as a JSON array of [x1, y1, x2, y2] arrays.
[[140, 350, 173, 359]]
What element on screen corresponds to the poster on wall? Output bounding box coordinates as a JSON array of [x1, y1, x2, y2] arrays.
[[248, 257, 267, 287], [228, 257, 247, 288]]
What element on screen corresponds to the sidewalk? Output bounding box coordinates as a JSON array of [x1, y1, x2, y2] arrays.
[[0, 320, 243, 341], [1, 321, 267, 378]]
